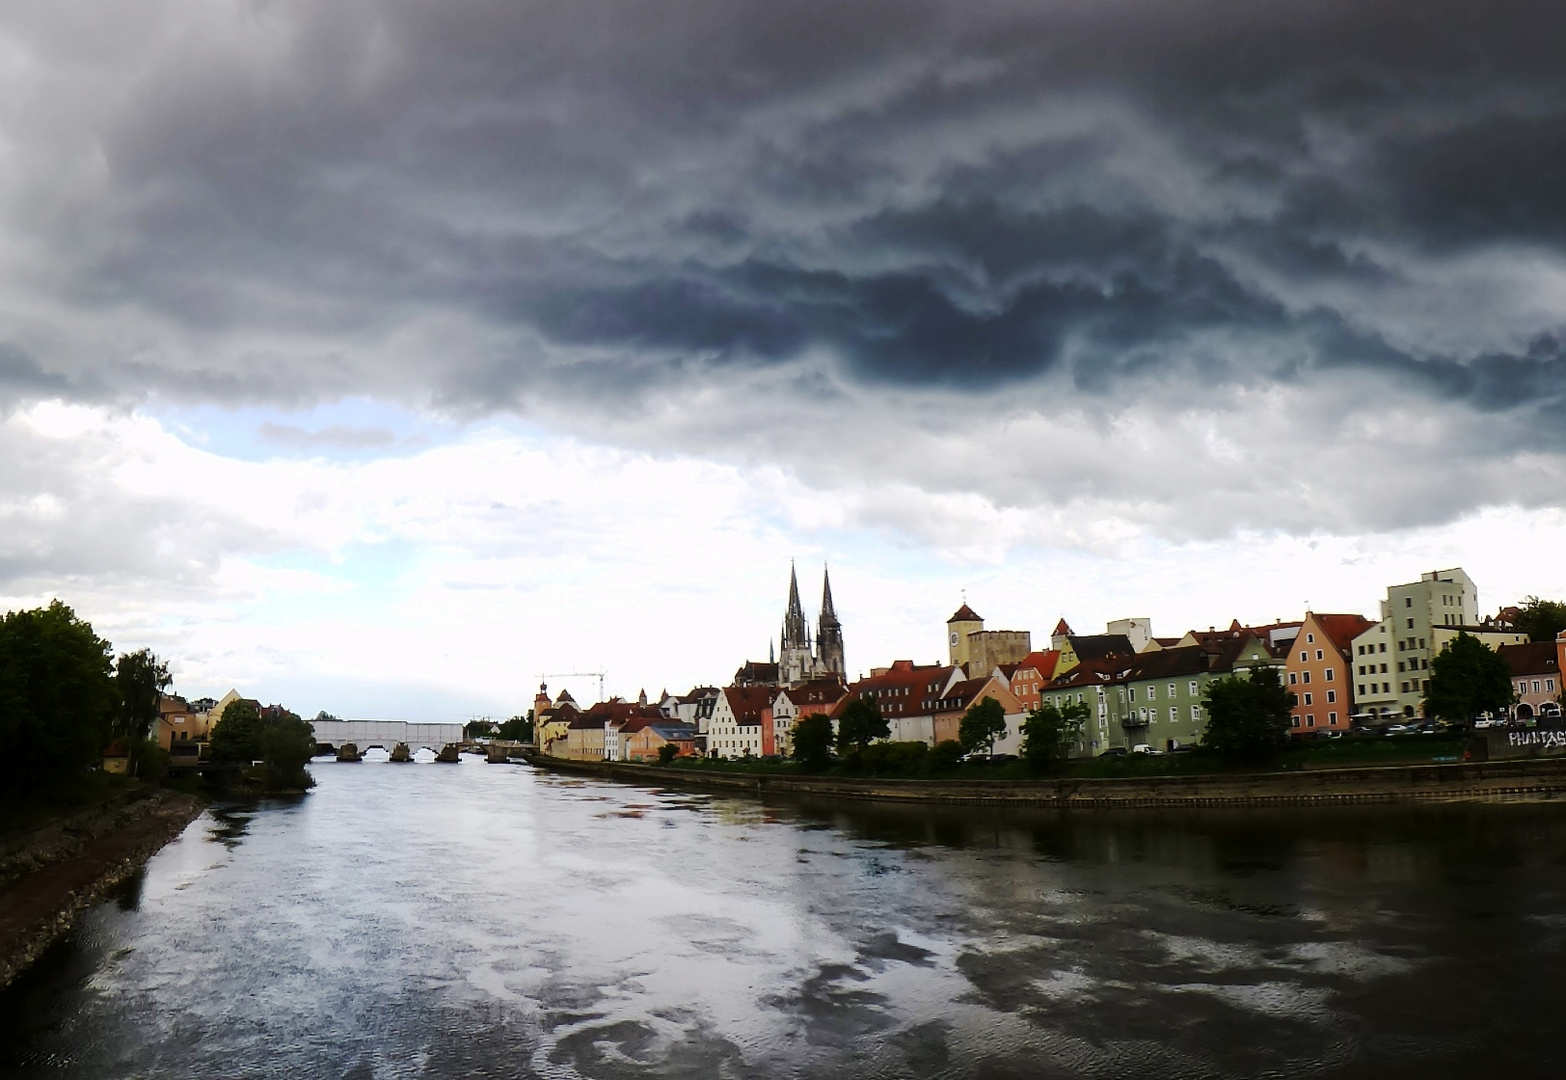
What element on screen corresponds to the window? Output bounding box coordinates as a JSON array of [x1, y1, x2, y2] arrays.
[[1330, 712, 1338, 724], [1191, 705, 1201, 721], [1407, 618, 1415, 629], [1359, 684, 1366, 695], [1397, 662, 1405, 673], [1550, 680, 1557, 692], [1316, 649, 1324, 661], [1327, 689, 1336, 702], [1534, 680, 1542, 694], [1405, 597, 1413, 607], [1169, 707, 1177, 722], [1291, 717, 1301, 728], [1307, 715, 1315, 727], [1303, 692, 1313, 706], [1303, 671, 1311, 684], [1300, 651, 1308, 662], [1307, 632, 1315, 643], [1289, 672, 1298, 685], [1380, 663, 1387, 673], [1168, 683, 1177, 698], [1325, 669, 1334, 681], [1401, 681, 1408, 693], [1380, 643, 1387, 653], [1189, 681, 1198, 695]]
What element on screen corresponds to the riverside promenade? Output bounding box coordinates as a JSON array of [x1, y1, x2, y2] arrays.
[[521, 751, 1566, 809]]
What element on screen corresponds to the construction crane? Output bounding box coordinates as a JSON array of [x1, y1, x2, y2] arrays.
[[541, 671, 607, 704]]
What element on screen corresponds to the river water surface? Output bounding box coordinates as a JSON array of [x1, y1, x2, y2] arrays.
[[5, 757, 1566, 1078]]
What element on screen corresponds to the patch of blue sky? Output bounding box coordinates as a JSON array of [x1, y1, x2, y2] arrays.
[[143, 396, 462, 463]]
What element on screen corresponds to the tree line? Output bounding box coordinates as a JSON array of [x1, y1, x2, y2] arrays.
[[0, 600, 314, 800]]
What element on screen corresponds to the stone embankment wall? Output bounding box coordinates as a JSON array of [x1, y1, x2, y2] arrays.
[[522, 753, 1566, 809], [0, 788, 203, 989]]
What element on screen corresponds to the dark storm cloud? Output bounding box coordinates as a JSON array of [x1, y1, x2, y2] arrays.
[[3, 0, 1565, 464]]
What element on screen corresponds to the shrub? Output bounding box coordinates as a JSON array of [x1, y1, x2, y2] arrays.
[[791, 713, 834, 768], [657, 743, 679, 764], [858, 740, 928, 776], [1021, 700, 1090, 773], [929, 740, 965, 773], [1202, 666, 1293, 763]]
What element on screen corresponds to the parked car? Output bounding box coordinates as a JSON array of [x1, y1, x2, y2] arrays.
[[1098, 747, 1128, 757], [1384, 724, 1412, 736], [1131, 744, 1163, 755]]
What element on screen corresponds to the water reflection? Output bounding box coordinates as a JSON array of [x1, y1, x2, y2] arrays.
[[4, 761, 1566, 1078]]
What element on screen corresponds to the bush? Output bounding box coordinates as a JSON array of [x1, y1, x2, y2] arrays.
[[835, 696, 889, 757], [259, 715, 316, 791], [1021, 700, 1089, 773], [929, 740, 965, 773], [1201, 666, 1293, 763], [135, 740, 171, 785], [657, 743, 679, 764], [858, 740, 928, 775], [791, 713, 834, 768]]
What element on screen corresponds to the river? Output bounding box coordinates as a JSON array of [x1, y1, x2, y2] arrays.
[[4, 756, 1566, 1078]]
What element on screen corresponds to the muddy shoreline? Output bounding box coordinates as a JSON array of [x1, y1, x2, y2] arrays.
[[0, 788, 204, 990]]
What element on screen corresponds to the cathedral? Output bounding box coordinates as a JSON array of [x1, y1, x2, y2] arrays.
[[731, 564, 847, 688], [779, 563, 845, 685]]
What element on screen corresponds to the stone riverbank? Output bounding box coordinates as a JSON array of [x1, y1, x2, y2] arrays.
[[521, 752, 1566, 809], [0, 788, 204, 990]]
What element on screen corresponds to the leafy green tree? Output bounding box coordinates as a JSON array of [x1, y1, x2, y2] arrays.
[[791, 712, 834, 767], [657, 742, 679, 764], [464, 718, 498, 739], [0, 601, 117, 795], [209, 699, 265, 763], [1201, 665, 1293, 763], [1515, 597, 1566, 644], [958, 696, 1008, 756], [1021, 699, 1090, 772], [259, 714, 317, 791], [1426, 632, 1514, 727], [114, 648, 170, 776], [834, 696, 889, 757], [496, 713, 534, 741], [928, 740, 965, 772]]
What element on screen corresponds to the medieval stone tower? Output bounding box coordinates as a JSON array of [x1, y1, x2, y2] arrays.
[[778, 563, 846, 685]]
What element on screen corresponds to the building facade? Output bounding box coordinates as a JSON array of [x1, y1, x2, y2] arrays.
[[1285, 612, 1375, 735], [946, 604, 1031, 676]]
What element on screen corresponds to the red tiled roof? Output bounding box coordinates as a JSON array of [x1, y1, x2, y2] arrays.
[[1500, 641, 1560, 677], [1014, 650, 1061, 682], [834, 664, 959, 718], [779, 678, 848, 707], [1309, 613, 1378, 655], [1052, 618, 1072, 636], [948, 604, 983, 623], [723, 684, 776, 725]]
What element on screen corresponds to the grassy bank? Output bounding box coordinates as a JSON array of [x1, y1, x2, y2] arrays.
[[0, 772, 144, 841]]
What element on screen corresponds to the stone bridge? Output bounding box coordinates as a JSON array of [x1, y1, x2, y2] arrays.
[[310, 719, 466, 754]]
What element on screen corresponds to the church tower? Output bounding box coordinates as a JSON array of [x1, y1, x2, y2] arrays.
[[816, 565, 845, 676], [779, 563, 813, 685]]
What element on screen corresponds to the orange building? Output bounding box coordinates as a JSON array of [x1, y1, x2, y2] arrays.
[[1286, 611, 1375, 735], [1007, 650, 1061, 712]]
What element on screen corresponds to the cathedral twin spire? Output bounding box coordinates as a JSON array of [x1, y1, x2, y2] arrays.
[[778, 562, 845, 684]]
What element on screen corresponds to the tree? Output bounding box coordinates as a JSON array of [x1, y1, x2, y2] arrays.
[[209, 699, 265, 763], [958, 696, 1007, 756], [1201, 666, 1293, 763], [496, 713, 534, 741], [834, 696, 889, 757], [114, 648, 170, 775], [657, 742, 679, 764], [259, 715, 316, 791], [1515, 597, 1566, 644], [1021, 699, 1090, 773], [464, 718, 498, 739], [1425, 632, 1514, 727], [791, 712, 834, 767], [0, 601, 117, 795], [928, 740, 965, 773]]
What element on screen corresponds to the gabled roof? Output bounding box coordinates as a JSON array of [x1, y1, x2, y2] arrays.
[[1308, 613, 1378, 655], [1067, 634, 1135, 661], [1052, 618, 1072, 636], [834, 664, 960, 718], [1049, 655, 1133, 688], [722, 684, 776, 725], [933, 676, 1008, 714], [1014, 649, 1061, 681], [1125, 645, 1211, 680], [645, 722, 698, 741], [1210, 632, 1282, 673], [777, 678, 848, 707], [1500, 641, 1560, 677], [948, 604, 983, 623]]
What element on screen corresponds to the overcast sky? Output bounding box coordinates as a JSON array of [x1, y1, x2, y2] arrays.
[[2, 1, 1563, 719]]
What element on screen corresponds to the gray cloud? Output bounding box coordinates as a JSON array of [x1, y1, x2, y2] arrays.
[[2, 0, 1565, 536]]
